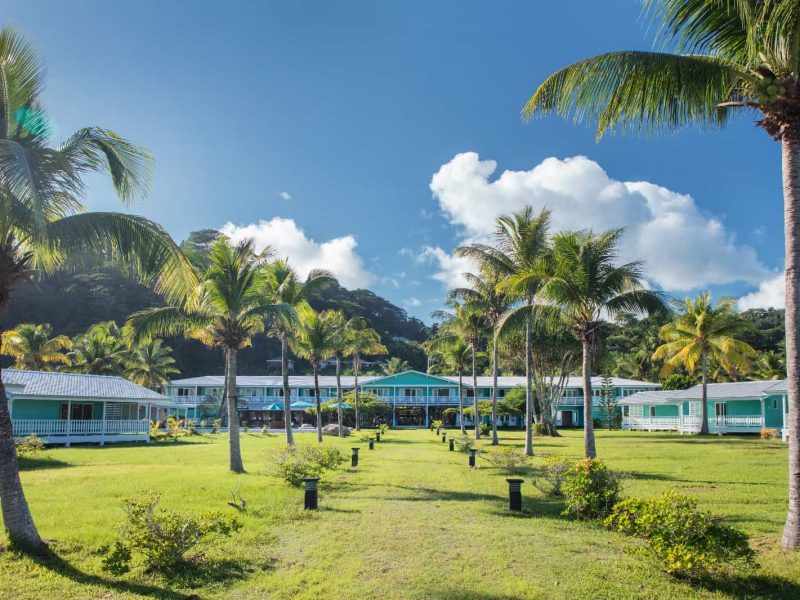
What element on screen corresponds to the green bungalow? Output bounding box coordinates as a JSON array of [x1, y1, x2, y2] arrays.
[[6, 370, 172, 445], [620, 380, 787, 437]]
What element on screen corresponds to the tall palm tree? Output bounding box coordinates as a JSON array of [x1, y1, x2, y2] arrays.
[[344, 318, 386, 431], [756, 349, 787, 381], [290, 307, 341, 442], [125, 338, 179, 390], [540, 229, 666, 458], [471, 206, 551, 455], [383, 357, 411, 375], [126, 238, 284, 473], [263, 259, 333, 445], [426, 335, 471, 434], [433, 300, 488, 439], [65, 322, 130, 376], [449, 267, 510, 445], [522, 0, 800, 549], [0, 28, 194, 549], [329, 310, 348, 437], [1, 323, 71, 370], [653, 293, 756, 434]]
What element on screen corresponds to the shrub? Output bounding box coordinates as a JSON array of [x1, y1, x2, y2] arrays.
[[267, 444, 345, 486], [481, 446, 530, 475], [453, 434, 475, 452], [561, 458, 624, 519], [431, 419, 443, 431], [102, 492, 240, 574], [592, 418, 603, 429], [760, 428, 778, 440], [211, 419, 222, 434], [532, 422, 548, 436], [531, 457, 572, 497], [479, 422, 491, 437], [605, 491, 755, 578], [15, 433, 45, 457], [186, 419, 197, 435]]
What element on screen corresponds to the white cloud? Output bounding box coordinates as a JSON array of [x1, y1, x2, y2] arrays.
[[416, 246, 473, 289], [279, 191, 293, 201], [403, 297, 422, 308], [219, 217, 374, 289], [738, 272, 785, 310], [428, 152, 768, 292]]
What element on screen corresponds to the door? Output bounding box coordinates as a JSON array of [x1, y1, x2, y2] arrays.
[[561, 410, 573, 427]]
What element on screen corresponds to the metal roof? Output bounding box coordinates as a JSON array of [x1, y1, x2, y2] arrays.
[[618, 390, 685, 405], [621, 379, 787, 405], [4, 370, 167, 401]]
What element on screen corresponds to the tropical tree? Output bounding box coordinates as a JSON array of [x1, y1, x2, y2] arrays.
[[126, 238, 283, 473], [329, 310, 349, 437], [425, 335, 471, 434], [263, 259, 333, 444], [653, 293, 756, 434], [125, 338, 179, 390], [1, 323, 71, 370], [522, 0, 800, 549], [290, 307, 342, 442], [539, 229, 666, 458], [383, 357, 411, 375], [64, 322, 130, 376], [0, 28, 194, 549], [344, 318, 386, 430], [755, 349, 787, 381]]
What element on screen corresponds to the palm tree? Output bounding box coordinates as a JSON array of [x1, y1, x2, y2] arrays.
[[426, 335, 471, 434], [433, 300, 488, 439], [449, 267, 510, 445], [653, 293, 756, 434], [263, 260, 334, 445], [126, 238, 284, 473], [344, 318, 386, 430], [65, 322, 130, 376], [522, 0, 800, 549], [125, 339, 179, 390], [290, 307, 341, 442], [540, 229, 666, 458], [0, 28, 194, 549], [383, 357, 411, 375], [1, 323, 71, 370], [756, 350, 787, 381], [329, 310, 348, 437]]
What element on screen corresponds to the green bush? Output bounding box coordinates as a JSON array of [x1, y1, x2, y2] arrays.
[[531, 457, 572, 497], [532, 422, 548, 436], [481, 446, 530, 475], [431, 419, 443, 431], [102, 492, 240, 574], [562, 458, 624, 519], [479, 422, 491, 437], [267, 444, 345, 486], [212, 419, 222, 434], [453, 434, 475, 452], [605, 491, 755, 578], [14, 433, 45, 457]]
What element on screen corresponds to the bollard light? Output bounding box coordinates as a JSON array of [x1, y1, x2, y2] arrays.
[[468, 448, 477, 468], [302, 477, 320, 510], [351, 447, 360, 468], [449, 438, 454, 451], [442, 432, 447, 443], [436, 427, 441, 436], [375, 431, 381, 442], [506, 478, 524, 511], [368, 438, 374, 450]]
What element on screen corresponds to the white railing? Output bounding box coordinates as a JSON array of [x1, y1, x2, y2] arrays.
[[12, 419, 148, 437], [623, 416, 679, 430], [680, 415, 763, 431]]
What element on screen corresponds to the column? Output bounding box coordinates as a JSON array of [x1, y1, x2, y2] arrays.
[[65, 398, 72, 447], [100, 401, 107, 446], [761, 398, 766, 429]]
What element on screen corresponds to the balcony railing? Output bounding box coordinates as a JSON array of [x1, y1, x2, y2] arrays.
[[12, 419, 148, 437], [622, 416, 680, 430], [680, 415, 763, 430]]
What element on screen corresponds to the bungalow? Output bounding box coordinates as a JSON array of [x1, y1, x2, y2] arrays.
[[620, 380, 787, 437], [5, 370, 173, 445], [166, 370, 660, 428]]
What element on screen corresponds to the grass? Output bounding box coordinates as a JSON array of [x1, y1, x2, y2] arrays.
[[1, 428, 799, 599]]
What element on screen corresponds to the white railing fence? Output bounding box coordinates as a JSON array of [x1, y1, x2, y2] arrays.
[[13, 419, 148, 437], [622, 416, 679, 429], [680, 415, 763, 429]]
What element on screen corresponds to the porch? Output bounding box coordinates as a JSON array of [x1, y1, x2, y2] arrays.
[[12, 418, 149, 445]]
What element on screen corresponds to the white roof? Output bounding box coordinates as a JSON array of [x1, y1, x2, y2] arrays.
[[621, 379, 787, 405], [440, 375, 660, 389], [4, 370, 166, 401], [619, 390, 685, 405]]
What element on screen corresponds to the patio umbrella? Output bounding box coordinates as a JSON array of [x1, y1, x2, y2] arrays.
[[290, 400, 315, 410], [327, 402, 352, 409], [263, 402, 284, 411]]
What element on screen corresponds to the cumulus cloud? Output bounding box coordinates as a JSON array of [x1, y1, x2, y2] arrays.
[[415, 246, 474, 289], [403, 297, 422, 308], [220, 217, 374, 289], [279, 191, 293, 201], [738, 272, 785, 310], [427, 152, 768, 292]]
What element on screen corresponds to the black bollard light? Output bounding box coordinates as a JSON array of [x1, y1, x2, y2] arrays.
[[468, 448, 477, 468], [436, 427, 441, 435], [368, 438, 374, 450], [375, 431, 381, 442], [351, 447, 360, 468], [506, 478, 523, 511], [442, 432, 447, 443], [449, 438, 454, 451], [302, 477, 320, 510]]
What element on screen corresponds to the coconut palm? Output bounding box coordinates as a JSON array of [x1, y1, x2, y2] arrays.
[[0, 28, 194, 549], [329, 310, 349, 437], [425, 335, 471, 434], [756, 349, 787, 381], [263, 260, 334, 445], [126, 238, 284, 473], [290, 307, 342, 442], [522, 0, 800, 549], [449, 266, 510, 445], [433, 300, 488, 439], [653, 293, 756, 434], [540, 229, 666, 458], [1, 323, 71, 370], [382, 357, 411, 375], [344, 318, 386, 430], [125, 338, 179, 390], [64, 322, 131, 376]]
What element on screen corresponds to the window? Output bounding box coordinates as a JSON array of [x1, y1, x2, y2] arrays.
[[61, 403, 93, 420], [437, 388, 450, 397], [176, 387, 192, 397], [649, 406, 656, 417], [715, 403, 727, 417], [774, 398, 779, 410]]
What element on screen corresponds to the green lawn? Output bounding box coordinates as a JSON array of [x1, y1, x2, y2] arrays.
[[1, 429, 799, 599]]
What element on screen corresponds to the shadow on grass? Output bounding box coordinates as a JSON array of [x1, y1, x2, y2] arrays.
[[18, 455, 71, 471], [422, 587, 523, 599], [692, 572, 800, 599], [318, 506, 361, 514]]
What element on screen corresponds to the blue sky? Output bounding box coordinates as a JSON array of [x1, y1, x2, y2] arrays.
[[5, 1, 785, 321]]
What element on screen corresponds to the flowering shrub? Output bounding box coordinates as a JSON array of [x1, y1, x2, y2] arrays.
[[561, 458, 624, 519], [760, 428, 778, 440]]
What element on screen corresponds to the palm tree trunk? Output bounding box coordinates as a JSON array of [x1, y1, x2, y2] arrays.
[[581, 336, 596, 459], [472, 343, 480, 439], [700, 350, 709, 435], [314, 364, 323, 443], [524, 314, 533, 456], [225, 347, 244, 473], [336, 353, 343, 437], [281, 335, 294, 446], [458, 372, 466, 435], [354, 354, 361, 431], [782, 135, 800, 549], [0, 354, 45, 549], [491, 336, 499, 445]]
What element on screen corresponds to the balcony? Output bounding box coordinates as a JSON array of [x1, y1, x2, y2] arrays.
[[12, 419, 149, 445]]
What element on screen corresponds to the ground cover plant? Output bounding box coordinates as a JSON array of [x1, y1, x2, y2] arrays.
[[1, 429, 799, 599]]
